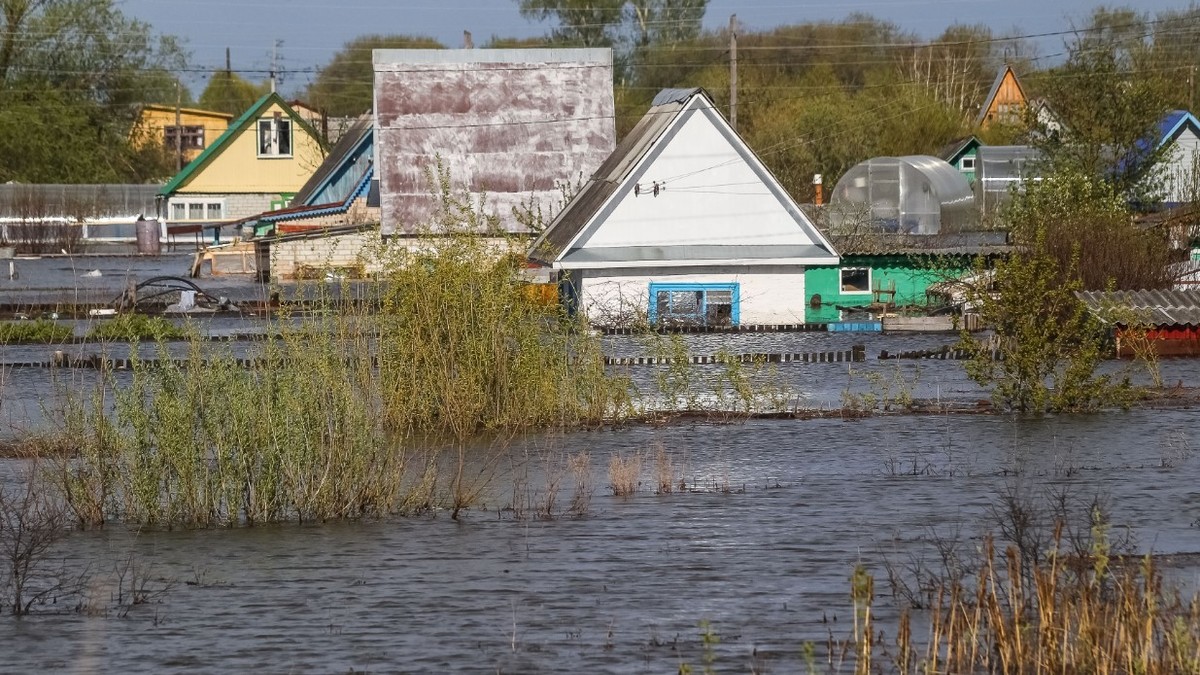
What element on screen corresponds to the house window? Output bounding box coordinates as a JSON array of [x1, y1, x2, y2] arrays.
[[167, 198, 226, 221], [649, 282, 739, 327], [164, 125, 205, 150], [840, 268, 871, 294], [959, 156, 976, 172], [258, 116, 292, 157]]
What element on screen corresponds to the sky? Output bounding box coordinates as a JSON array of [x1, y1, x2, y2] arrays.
[[119, 0, 1190, 95]]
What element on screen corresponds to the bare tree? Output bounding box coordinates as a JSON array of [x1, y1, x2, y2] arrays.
[[0, 464, 77, 616]]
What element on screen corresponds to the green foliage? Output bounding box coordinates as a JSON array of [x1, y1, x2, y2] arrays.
[[1027, 7, 1175, 200], [517, 0, 627, 47], [304, 34, 444, 118], [198, 70, 270, 117], [0, 0, 187, 183], [960, 170, 1146, 413], [0, 319, 72, 344], [87, 315, 186, 342]]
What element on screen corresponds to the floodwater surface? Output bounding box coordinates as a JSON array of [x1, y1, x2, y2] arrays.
[[1, 406, 1198, 673]]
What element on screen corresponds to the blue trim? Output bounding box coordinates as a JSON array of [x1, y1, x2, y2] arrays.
[[648, 282, 740, 326], [257, 168, 373, 224]]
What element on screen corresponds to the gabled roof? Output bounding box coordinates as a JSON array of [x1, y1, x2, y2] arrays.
[[530, 87, 838, 268], [975, 64, 1028, 127], [1157, 110, 1200, 147], [158, 92, 323, 196], [234, 167, 374, 236], [293, 115, 372, 206], [938, 136, 983, 164]]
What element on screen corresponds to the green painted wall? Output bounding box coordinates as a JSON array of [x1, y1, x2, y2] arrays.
[[804, 254, 973, 323]]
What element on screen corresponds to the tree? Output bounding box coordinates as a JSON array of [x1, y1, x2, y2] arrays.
[[305, 34, 444, 118], [0, 0, 187, 182], [626, 0, 706, 48], [959, 169, 1170, 413], [199, 71, 270, 117], [1028, 8, 1174, 201], [517, 0, 626, 47]]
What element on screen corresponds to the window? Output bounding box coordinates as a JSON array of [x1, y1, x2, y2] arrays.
[[258, 116, 292, 157], [840, 268, 871, 294], [959, 156, 976, 171], [649, 283, 739, 327], [167, 198, 226, 221], [164, 125, 205, 150]]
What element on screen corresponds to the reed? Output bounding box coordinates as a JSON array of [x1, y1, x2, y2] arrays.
[[608, 451, 642, 497], [860, 527, 1200, 674]]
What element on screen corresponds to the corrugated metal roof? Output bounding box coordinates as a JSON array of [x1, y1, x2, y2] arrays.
[[1076, 289, 1200, 326]]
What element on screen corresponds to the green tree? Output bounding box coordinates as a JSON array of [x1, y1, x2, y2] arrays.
[[199, 70, 270, 117], [959, 169, 1163, 412], [516, 0, 628, 47], [626, 0, 706, 47], [0, 0, 187, 182], [1028, 7, 1174, 201], [305, 34, 444, 118]]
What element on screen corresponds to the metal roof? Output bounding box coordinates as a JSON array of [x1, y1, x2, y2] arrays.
[[1076, 289, 1200, 327], [292, 115, 372, 206], [528, 88, 695, 263]]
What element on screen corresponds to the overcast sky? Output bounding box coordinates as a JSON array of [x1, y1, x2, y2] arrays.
[[120, 0, 1188, 95]]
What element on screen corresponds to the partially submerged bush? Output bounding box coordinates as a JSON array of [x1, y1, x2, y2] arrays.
[[0, 319, 72, 344], [87, 314, 186, 342]]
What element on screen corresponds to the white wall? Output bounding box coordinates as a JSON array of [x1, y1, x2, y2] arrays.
[[578, 107, 816, 251], [1163, 128, 1200, 204], [578, 266, 807, 326]]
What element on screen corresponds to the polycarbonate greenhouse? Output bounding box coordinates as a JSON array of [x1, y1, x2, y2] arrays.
[[829, 155, 976, 234], [975, 145, 1043, 219]]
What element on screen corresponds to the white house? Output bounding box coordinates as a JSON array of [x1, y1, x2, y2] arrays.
[[529, 88, 839, 327], [1156, 110, 1200, 206]]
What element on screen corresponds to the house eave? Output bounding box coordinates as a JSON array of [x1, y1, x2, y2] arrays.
[[553, 256, 839, 270]]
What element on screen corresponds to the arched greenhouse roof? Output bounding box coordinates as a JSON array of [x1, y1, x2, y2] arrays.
[[829, 155, 976, 235]]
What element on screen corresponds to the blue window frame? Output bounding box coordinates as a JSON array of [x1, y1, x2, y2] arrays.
[[648, 282, 740, 327]]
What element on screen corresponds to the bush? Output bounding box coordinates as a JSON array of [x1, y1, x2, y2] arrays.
[[0, 320, 72, 344], [87, 315, 186, 341]]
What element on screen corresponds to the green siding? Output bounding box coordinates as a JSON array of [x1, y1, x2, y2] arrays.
[[804, 254, 973, 323]]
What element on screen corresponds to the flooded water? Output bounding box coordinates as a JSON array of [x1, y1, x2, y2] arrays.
[[2, 334, 1200, 672]]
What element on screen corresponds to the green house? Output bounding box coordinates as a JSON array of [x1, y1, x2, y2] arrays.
[[804, 233, 1008, 323], [938, 136, 983, 186]]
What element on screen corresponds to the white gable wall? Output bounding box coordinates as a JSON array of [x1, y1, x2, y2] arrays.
[[576, 102, 823, 251], [578, 266, 807, 326], [1162, 127, 1200, 204]]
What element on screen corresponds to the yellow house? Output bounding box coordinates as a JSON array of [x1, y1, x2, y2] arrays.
[[133, 104, 232, 166], [157, 93, 325, 231]]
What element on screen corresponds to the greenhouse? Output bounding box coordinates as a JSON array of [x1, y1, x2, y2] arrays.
[[829, 155, 976, 235], [975, 145, 1043, 219]]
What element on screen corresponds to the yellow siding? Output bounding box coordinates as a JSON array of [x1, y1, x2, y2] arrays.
[[133, 107, 231, 163], [178, 102, 324, 194]]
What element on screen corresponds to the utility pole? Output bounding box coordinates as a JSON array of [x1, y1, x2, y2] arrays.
[[270, 40, 279, 94], [729, 14, 738, 132], [174, 82, 183, 172]]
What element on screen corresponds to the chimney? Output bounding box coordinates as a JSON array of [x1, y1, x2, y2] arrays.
[[813, 174, 824, 206], [463, 31, 474, 49]]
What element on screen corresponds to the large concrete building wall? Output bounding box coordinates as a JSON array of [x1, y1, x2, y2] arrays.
[[373, 49, 616, 236]]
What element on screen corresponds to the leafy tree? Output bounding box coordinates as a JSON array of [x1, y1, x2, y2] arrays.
[[199, 71, 270, 117], [0, 0, 187, 182], [1028, 7, 1174, 201], [305, 34, 444, 118], [626, 0, 706, 48], [959, 168, 1171, 412], [516, 0, 626, 47]]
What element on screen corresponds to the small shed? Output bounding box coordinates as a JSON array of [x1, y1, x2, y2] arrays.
[[829, 156, 976, 235], [1153, 110, 1200, 206], [1076, 289, 1200, 357]]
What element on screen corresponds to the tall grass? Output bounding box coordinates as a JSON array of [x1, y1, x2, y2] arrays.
[[848, 529, 1200, 674], [41, 177, 631, 527]]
